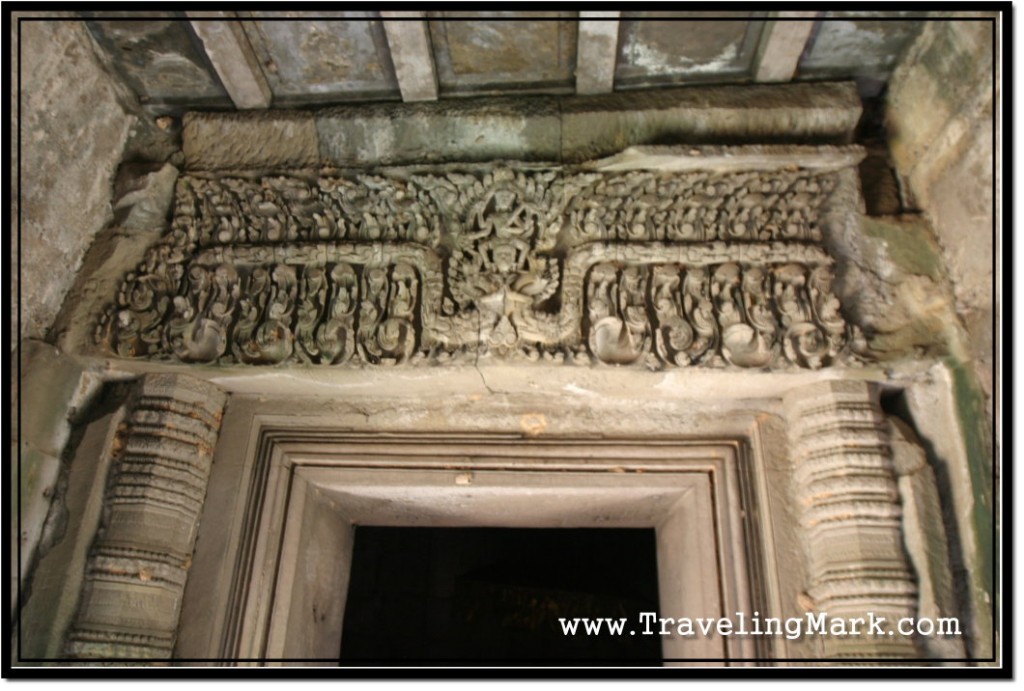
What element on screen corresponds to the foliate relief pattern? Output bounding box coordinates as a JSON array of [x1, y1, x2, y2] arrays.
[[587, 260, 847, 368], [564, 169, 836, 243], [95, 166, 863, 369]]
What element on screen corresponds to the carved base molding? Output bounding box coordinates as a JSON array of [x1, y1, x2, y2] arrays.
[[784, 380, 920, 659], [64, 374, 227, 660], [93, 153, 869, 370]]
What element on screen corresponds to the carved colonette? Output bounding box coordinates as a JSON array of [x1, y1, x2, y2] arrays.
[[94, 161, 866, 370], [784, 380, 920, 659], [65, 374, 227, 659]]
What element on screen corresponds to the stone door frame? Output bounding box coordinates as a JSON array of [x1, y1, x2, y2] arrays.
[[174, 395, 789, 667]]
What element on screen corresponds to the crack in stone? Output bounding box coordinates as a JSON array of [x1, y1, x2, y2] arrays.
[[473, 363, 498, 397]]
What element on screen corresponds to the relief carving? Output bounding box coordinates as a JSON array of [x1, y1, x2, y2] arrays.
[[94, 163, 866, 369], [65, 374, 227, 659], [784, 381, 921, 659]]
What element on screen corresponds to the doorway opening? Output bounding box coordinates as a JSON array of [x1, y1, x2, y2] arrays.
[[220, 434, 769, 664], [339, 527, 662, 664]]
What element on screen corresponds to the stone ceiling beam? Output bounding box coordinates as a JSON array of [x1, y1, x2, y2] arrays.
[[179, 82, 863, 170], [187, 12, 273, 110], [576, 11, 621, 95], [380, 12, 439, 102], [753, 12, 819, 83]]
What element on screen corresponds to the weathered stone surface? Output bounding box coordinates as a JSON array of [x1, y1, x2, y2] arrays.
[[19, 402, 124, 660], [754, 17, 817, 83], [181, 83, 863, 170], [586, 144, 864, 173], [112, 163, 179, 231], [316, 98, 561, 166], [380, 14, 438, 102], [890, 418, 966, 659], [187, 17, 273, 109], [182, 111, 319, 170], [886, 18, 995, 410], [615, 13, 760, 85], [16, 340, 104, 599], [887, 19, 994, 191], [560, 82, 863, 162], [427, 13, 577, 95], [576, 14, 620, 95], [898, 362, 994, 658], [820, 180, 961, 361], [800, 16, 924, 90], [239, 13, 400, 104], [17, 19, 137, 343], [83, 16, 231, 107], [784, 380, 920, 659], [89, 150, 868, 371], [64, 374, 227, 660]]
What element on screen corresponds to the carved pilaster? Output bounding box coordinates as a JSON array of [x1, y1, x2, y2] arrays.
[[65, 374, 227, 660], [784, 380, 919, 659]]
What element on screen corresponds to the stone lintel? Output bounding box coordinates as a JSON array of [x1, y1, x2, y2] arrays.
[[586, 144, 866, 173], [180, 81, 862, 170], [560, 82, 861, 163], [182, 110, 319, 170]]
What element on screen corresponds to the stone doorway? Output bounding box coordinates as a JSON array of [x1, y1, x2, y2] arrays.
[[202, 430, 766, 666]]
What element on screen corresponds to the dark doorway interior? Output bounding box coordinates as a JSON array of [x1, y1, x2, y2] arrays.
[[339, 527, 662, 665]]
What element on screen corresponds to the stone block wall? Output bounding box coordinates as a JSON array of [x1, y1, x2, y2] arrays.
[[885, 18, 996, 411], [15, 18, 137, 345]]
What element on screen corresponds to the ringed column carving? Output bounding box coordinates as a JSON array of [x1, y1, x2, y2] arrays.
[[65, 374, 227, 659], [784, 380, 920, 659]]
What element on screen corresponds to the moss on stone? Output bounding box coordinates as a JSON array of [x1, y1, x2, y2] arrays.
[[861, 216, 945, 280], [945, 355, 994, 639]]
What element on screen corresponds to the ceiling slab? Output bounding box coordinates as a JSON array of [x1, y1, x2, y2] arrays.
[[83, 13, 231, 107], [616, 13, 765, 87], [239, 12, 401, 104], [427, 12, 577, 95]]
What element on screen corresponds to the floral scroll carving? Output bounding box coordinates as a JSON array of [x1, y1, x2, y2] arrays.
[[95, 164, 866, 369]]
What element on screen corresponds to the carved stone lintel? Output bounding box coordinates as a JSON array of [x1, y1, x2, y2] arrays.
[[65, 374, 227, 660], [784, 380, 920, 659], [93, 163, 868, 369]]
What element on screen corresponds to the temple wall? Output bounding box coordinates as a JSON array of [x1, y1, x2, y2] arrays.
[[15, 18, 136, 344], [886, 18, 996, 411]]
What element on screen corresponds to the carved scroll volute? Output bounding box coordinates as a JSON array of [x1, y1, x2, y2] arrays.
[[652, 265, 693, 367], [295, 266, 329, 364], [358, 264, 419, 365], [808, 264, 848, 353], [716, 263, 774, 369], [775, 263, 832, 369], [315, 264, 358, 365], [165, 264, 238, 363], [233, 265, 297, 365], [586, 264, 649, 365], [682, 266, 717, 365]]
